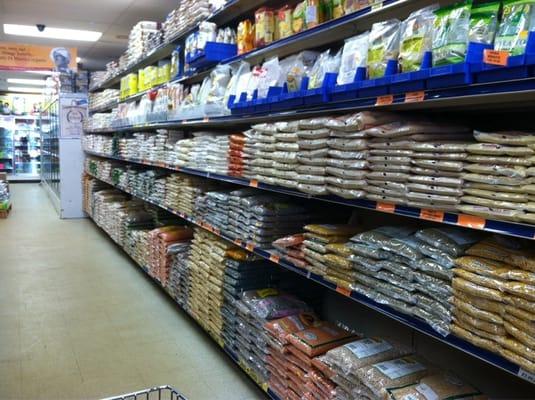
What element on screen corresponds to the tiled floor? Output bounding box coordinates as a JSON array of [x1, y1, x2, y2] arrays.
[[0, 183, 266, 400]]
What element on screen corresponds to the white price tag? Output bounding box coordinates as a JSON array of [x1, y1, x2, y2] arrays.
[[345, 338, 392, 359], [518, 368, 535, 384], [416, 383, 439, 400]]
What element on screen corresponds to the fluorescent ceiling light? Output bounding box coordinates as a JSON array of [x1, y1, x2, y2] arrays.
[[3, 24, 102, 42], [8, 86, 44, 94], [25, 70, 54, 75], [7, 78, 46, 86], [76, 57, 81, 63]]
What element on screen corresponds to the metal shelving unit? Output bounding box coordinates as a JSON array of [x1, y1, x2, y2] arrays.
[[85, 169, 535, 385]]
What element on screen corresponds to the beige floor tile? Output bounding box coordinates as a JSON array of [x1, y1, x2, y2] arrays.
[[0, 184, 268, 400]]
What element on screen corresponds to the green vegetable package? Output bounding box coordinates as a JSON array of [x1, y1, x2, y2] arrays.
[[495, 0, 535, 56]]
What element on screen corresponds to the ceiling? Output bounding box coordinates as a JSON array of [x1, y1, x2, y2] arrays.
[[0, 0, 178, 91]]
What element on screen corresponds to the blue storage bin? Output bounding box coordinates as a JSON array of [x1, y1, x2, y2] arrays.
[[229, 92, 251, 115], [331, 67, 366, 101], [390, 52, 432, 94], [427, 62, 473, 89], [473, 33, 535, 83], [301, 73, 337, 106], [187, 42, 237, 70], [358, 60, 397, 98]]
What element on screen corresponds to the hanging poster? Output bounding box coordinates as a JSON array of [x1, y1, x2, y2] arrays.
[[0, 42, 77, 72]]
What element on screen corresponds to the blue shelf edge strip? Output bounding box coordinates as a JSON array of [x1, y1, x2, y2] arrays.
[[85, 171, 533, 384], [84, 150, 535, 241], [87, 213, 281, 400]]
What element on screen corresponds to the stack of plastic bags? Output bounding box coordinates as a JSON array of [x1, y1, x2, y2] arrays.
[[187, 133, 230, 174], [187, 228, 235, 340], [195, 190, 232, 231], [147, 225, 192, 286], [171, 137, 194, 167], [272, 234, 307, 269], [232, 289, 312, 384], [227, 133, 248, 177], [125, 228, 152, 268], [452, 237, 535, 373], [221, 252, 281, 349], [459, 131, 535, 223], [248, 124, 278, 185], [166, 242, 193, 310], [302, 224, 359, 278]]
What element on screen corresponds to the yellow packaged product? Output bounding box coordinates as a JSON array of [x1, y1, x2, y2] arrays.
[[332, 0, 345, 18], [276, 5, 293, 40], [504, 281, 535, 301], [324, 253, 352, 270], [466, 239, 535, 272], [504, 304, 535, 323], [305, 232, 352, 244], [452, 297, 503, 324], [505, 294, 535, 314], [450, 324, 497, 353], [305, 0, 324, 28], [505, 269, 535, 285], [304, 224, 360, 236], [452, 277, 504, 302], [237, 20, 255, 54], [453, 268, 504, 291], [453, 309, 506, 336], [454, 256, 511, 279], [504, 313, 535, 337], [255, 7, 275, 47], [292, 1, 307, 33], [499, 348, 535, 374], [496, 336, 535, 363], [504, 321, 535, 349], [452, 289, 505, 315], [326, 243, 352, 257], [388, 373, 482, 399]]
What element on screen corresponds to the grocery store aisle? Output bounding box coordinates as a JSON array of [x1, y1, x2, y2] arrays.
[[0, 184, 265, 400]]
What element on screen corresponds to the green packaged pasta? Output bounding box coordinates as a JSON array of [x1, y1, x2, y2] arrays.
[[367, 19, 401, 78], [432, 0, 472, 66], [495, 0, 535, 56], [469, 2, 500, 45], [399, 5, 436, 72]]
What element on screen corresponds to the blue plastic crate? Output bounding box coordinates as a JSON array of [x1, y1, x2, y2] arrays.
[[301, 73, 337, 106], [331, 67, 366, 101], [427, 62, 473, 89], [357, 60, 397, 98], [186, 42, 237, 70], [390, 52, 431, 94]]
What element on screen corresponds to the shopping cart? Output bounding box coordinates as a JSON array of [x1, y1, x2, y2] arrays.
[[100, 385, 188, 400]]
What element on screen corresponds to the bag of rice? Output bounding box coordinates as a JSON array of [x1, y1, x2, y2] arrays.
[[473, 130, 535, 145], [387, 372, 482, 399], [466, 143, 534, 156], [287, 323, 357, 356]]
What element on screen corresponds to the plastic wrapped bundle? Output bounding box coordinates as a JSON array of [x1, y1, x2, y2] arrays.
[[458, 131, 535, 222]]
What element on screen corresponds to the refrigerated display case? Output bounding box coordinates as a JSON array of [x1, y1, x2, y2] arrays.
[[0, 116, 14, 174], [13, 115, 40, 180], [40, 94, 87, 218]]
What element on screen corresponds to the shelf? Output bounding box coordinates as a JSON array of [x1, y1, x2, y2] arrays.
[[89, 0, 268, 92], [84, 150, 535, 241], [83, 77, 535, 134], [89, 101, 118, 114], [85, 170, 535, 384], [87, 212, 280, 400]]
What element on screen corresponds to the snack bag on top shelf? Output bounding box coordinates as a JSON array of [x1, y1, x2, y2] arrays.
[[432, 0, 472, 66], [255, 7, 275, 47], [276, 5, 293, 40], [469, 2, 500, 45], [237, 20, 255, 54], [293, 1, 307, 33], [305, 0, 324, 28], [399, 5, 436, 73], [367, 19, 401, 78], [495, 0, 535, 56], [337, 32, 369, 85]]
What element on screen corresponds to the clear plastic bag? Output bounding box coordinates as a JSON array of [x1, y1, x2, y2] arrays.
[[452, 297, 503, 325], [326, 167, 367, 179], [297, 183, 329, 195], [325, 111, 399, 132], [412, 159, 465, 172], [432, 1, 471, 66], [326, 158, 368, 169], [453, 308, 506, 336], [338, 32, 369, 85], [327, 187, 366, 199], [453, 288, 505, 315], [465, 164, 527, 178], [413, 258, 453, 280], [495, 0, 535, 56], [399, 5, 437, 72], [366, 171, 409, 182], [308, 49, 342, 89], [328, 138, 368, 151], [297, 128, 330, 139], [452, 277, 504, 302], [406, 191, 460, 205], [388, 373, 482, 399], [298, 138, 329, 150], [297, 156, 330, 166], [407, 183, 463, 197], [367, 19, 401, 78], [296, 174, 325, 185], [466, 143, 534, 156], [463, 188, 528, 202]]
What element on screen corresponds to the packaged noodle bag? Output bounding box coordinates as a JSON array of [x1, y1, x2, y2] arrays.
[[495, 0, 535, 56], [432, 0, 472, 66]]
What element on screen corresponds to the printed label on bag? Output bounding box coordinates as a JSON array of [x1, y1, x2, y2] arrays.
[[483, 49, 509, 66], [416, 383, 439, 400], [375, 95, 394, 106], [374, 357, 426, 380], [344, 338, 393, 359], [420, 209, 444, 222], [518, 368, 535, 383]]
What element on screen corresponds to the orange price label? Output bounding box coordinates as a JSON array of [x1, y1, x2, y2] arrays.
[[375, 95, 394, 106], [203, 116, 209, 122], [234, 238, 242, 246], [405, 91, 425, 103], [269, 254, 280, 263], [377, 202, 395, 213], [246, 242, 255, 252], [336, 286, 351, 297], [213, 227, 221, 236], [250, 179, 259, 188], [457, 214, 486, 230], [484, 49, 509, 66], [420, 209, 445, 222]]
